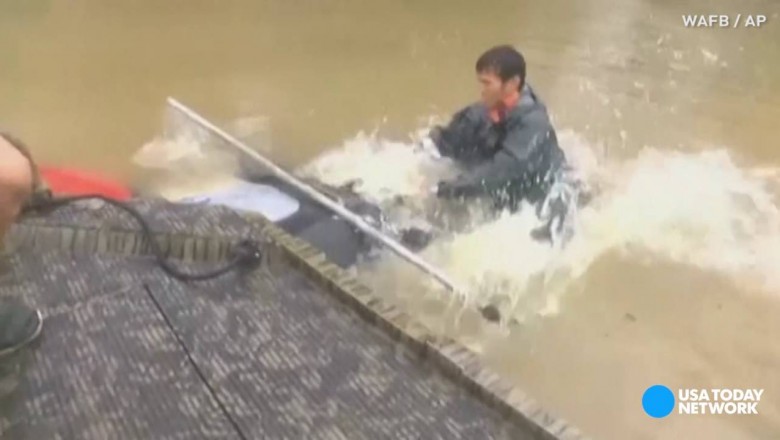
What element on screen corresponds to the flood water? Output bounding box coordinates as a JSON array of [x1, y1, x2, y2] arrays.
[[3, 0, 780, 439]]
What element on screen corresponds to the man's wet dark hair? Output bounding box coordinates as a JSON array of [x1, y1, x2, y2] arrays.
[[475, 45, 526, 88]]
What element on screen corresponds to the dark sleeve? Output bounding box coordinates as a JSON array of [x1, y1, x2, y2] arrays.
[[430, 104, 489, 162], [435, 149, 521, 199], [435, 114, 558, 199]]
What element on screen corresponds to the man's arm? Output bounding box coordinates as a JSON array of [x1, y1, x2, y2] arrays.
[[435, 115, 555, 199], [430, 104, 490, 162]]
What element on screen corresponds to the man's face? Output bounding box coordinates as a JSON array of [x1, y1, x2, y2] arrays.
[[477, 70, 518, 108]]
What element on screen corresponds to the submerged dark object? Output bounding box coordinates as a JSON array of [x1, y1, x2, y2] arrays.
[[178, 174, 435, 269], [479, 304, 502, 322], [400, 227, 433, 252]]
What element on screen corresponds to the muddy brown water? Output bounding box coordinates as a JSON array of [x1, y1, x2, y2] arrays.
[[2, 1, 779, 439]]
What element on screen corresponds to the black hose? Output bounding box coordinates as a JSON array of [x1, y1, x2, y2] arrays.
[[24, 195, 263, 281]]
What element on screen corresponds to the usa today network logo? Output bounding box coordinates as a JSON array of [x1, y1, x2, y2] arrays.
[[642, 385, 764, 417]]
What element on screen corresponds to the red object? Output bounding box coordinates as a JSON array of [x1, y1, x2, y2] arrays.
[[39, 166, 133, 201]]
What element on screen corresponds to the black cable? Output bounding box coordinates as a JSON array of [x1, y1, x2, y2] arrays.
[[24, 195, 263, 281]]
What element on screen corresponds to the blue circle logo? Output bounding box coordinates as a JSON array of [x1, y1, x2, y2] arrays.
[[643, 385, 675, 418]]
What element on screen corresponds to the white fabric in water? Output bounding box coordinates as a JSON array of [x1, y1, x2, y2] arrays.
[[179, 181, 300, 222]]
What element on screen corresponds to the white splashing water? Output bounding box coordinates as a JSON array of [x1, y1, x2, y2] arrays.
[[300, 128, 780, 322], [299, 130, 454, 203], [131, 108, 272, 200], [133, 135, 244, 200]]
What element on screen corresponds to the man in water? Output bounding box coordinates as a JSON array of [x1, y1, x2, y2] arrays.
[[426, 45, 577, 241], [0, 132, 44, 358]]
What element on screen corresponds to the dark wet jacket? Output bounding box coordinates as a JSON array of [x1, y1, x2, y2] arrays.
[[431, 84, 566, 211]]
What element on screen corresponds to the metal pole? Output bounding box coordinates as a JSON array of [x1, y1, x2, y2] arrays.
[[166, 97, 466, 300]]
